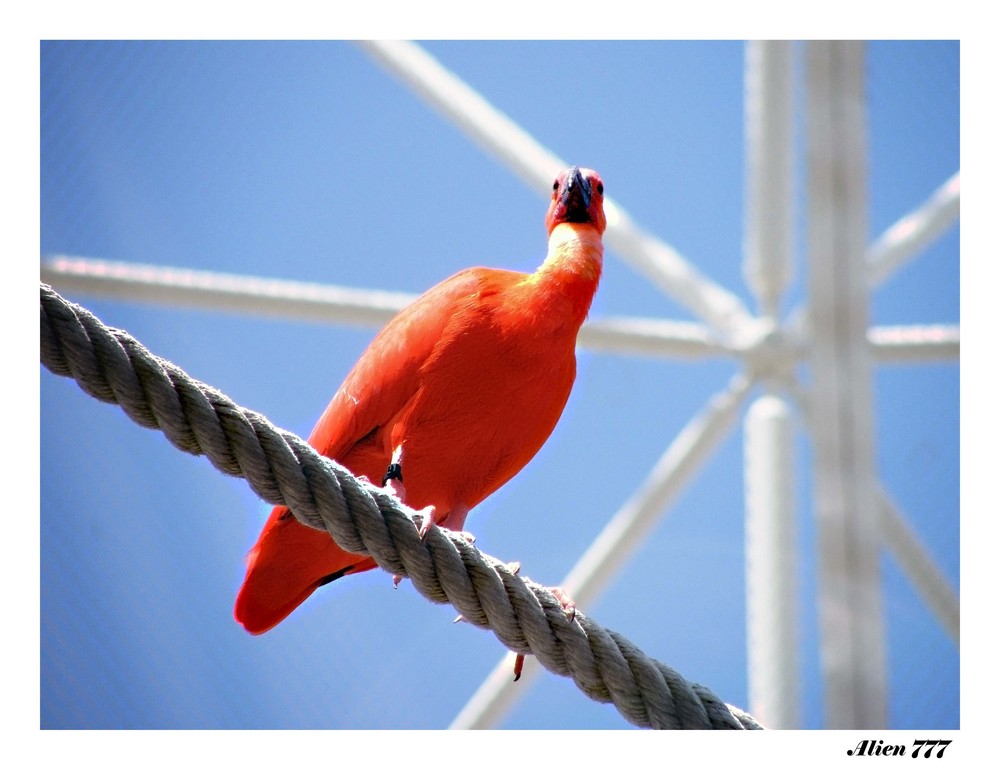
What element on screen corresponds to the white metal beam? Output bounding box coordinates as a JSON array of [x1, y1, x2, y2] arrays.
[[742, 40, 799, 730], [45, 256, 960, 367], [358, 40, 756, 345], [806, 40, 887, 729], [744, 394, 799, 728], [450, 374, 752, 729], [743, 41, 795, 320], [784, 169, 960, 344], [868, 172, 960, 288], [879, 490, 959, 644], [40, 255, 414, 327], [40, 256, 729, 360], [868, 324, 960, 363]]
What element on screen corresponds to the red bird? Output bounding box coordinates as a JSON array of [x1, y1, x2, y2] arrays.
[[235, 166, 607, 635]]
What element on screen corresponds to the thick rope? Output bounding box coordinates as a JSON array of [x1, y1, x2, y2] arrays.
[[39, 282, 763, 730]]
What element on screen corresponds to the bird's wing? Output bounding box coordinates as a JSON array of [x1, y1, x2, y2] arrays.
[[236, 268, 507, 635], [307, 267, 492, 462]]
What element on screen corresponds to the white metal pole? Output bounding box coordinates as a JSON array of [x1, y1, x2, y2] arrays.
[[806, 40, 887, 729], [868, 172, 960, 288], [879, 490, 959, 644], [783, 169, 960, 347], [450, 374, 752, 729], [868, 324, 960, 363], [358, 40, 755, 344], [743, 40, 795, 320], [744, 395, 799, 728], [40, 255, 414, 327], [40, 256, 729, 360], [743, 42, 799, 729]]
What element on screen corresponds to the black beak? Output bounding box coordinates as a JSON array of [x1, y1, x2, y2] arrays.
[[557, 166, 593, 222]]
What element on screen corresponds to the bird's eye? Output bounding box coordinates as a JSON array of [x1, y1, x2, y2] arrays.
[[553, 178, 561, 191], [596, 182, 604, 195]]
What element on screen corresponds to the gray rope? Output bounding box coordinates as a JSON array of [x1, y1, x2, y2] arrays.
[[39, 282, 763, 730]]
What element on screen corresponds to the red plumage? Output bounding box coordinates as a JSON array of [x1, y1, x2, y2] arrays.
[[235, 167, 607, 634]]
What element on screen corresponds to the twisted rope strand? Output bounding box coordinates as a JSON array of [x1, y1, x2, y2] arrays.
[[39, 282, 762, 730]]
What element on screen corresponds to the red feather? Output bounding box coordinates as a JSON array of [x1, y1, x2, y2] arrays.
[[235, 167, 607, 634]]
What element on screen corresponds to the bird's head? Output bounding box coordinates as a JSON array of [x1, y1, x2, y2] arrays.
[[545, 166, 607, 236]]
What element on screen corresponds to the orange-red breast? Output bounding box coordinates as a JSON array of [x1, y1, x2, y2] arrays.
[[235, 166, 607, 634]]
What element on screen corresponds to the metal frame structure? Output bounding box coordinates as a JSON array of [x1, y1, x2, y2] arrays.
[[40, 40, 959, 729]]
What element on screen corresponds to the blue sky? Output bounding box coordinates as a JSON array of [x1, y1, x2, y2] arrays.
[[38, 40, 958, 736]]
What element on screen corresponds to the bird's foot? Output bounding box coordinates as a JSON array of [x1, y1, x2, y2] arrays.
[[387, 504, 438, 590], [513, 653, 526, 682], [550, 586, 578, 622], [414, 505, 439, 538], [384, 475, 406, 501], [511, 585, 577, 682], [382, 454, 406, 497], [379, 455, 437, 537]]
